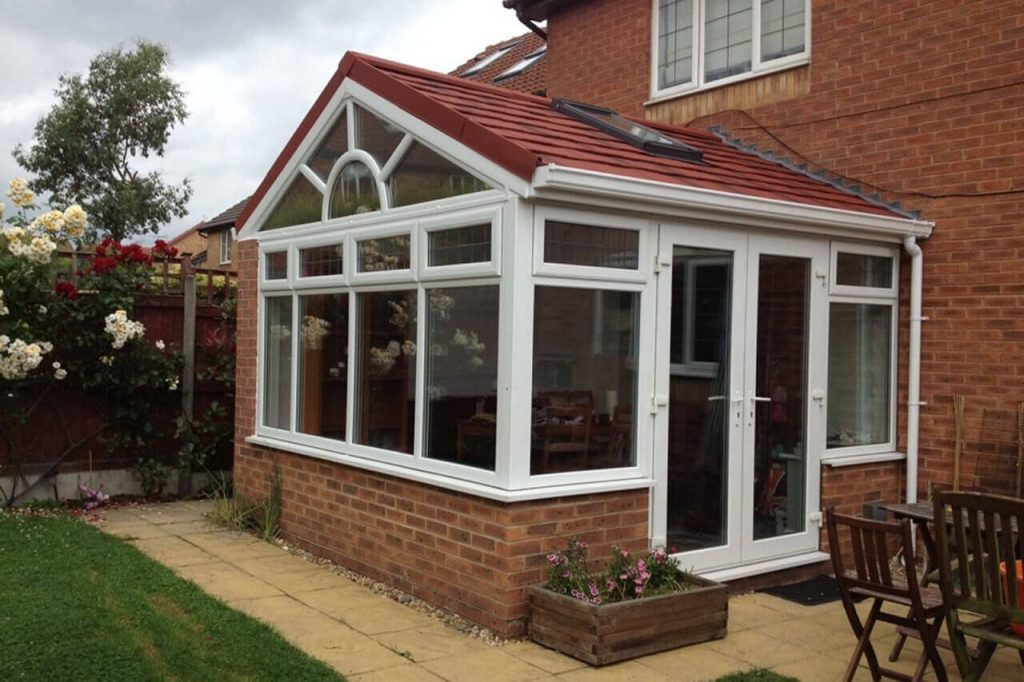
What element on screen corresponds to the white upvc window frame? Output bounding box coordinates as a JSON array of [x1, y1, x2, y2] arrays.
[[420, 206, 502, 281], [669, 254, 730, 379], [533, 205, 650, 284], [822, 241, 900, 461], [219, 229, 233, 264], [253, 198, 511, 491], [512, 204, 657, 490], [649, 0, 811, 102]]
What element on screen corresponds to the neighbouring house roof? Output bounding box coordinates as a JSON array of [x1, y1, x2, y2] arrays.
[[449, 31, 547, 96], [168, 221, 205, 246], [199, 196, 250, 235], [239, 52, 902, 230]]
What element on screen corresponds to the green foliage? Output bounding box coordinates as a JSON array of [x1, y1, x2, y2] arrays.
[[13, 41, 192, 241], [132, 457, 173, 498], [714, 671, 800, 682], [174, 401, 231, 473], [205, 463, 282, 543], [0, 512, 342, 680], [545, 538, 686, 605]]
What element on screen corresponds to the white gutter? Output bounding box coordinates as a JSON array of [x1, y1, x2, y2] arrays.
[[531, 164, 933, 241], [903, 236, 925, 504]]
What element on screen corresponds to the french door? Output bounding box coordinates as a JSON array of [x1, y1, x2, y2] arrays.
[[652, 223, 827, 573]]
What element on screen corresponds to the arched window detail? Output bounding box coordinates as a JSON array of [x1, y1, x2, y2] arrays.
[[261, 175, 323, 231], [388, 141, 491, 208], [327, 155, 383, 220]]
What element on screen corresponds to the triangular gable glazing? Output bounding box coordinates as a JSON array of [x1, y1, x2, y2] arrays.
[[258, 102, 494, 232]]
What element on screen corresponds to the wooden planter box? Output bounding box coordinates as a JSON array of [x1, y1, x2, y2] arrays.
[[527, 575, 728, 666]]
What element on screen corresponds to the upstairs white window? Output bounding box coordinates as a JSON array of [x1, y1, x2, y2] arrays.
[[654, 0, 808, 97], [219, 229, 233, 264]]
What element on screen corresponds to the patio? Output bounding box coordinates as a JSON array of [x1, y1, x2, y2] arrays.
[[94, 500, 1024, 681]]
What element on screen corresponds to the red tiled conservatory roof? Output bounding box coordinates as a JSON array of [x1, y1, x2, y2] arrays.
[[239, 52, 898, 229]]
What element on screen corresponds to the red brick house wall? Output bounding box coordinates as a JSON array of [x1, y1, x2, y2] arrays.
[[233, 240, 649, 635], [541, 0, 1024, 509]]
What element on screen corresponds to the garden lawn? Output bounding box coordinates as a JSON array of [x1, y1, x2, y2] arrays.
[[0, 511, 343, 681]]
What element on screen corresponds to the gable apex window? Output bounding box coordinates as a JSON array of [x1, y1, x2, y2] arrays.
[[654, 0, 808, 98]]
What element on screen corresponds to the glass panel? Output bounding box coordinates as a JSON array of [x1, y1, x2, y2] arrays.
[[836, 252, 893, 288], [544, 221, 640, 269], [752, 255, 808, 540], [424, 286, 500, 470], [260, 176, 322, 230], [828, 303, 891, 448], [671, 253, 730, 372], [308, 110, 349, 181], [658, 0, 694, 89], [388, 142, 490, 208], [299, 243, 344, 278], [355, 105, 405, 169], [667, 246, 733, 553], [329, 161, 380, 219], [298, 294, 349, 440], [531, 287, 638, 475], [761, 0, 806, 61], [263, 296, 293, 429], [355, 290, 416, 453], [428, 224, 491, 267], [358, 235, 410, 272], [265, 251, 288, 280], [704, 0, 752, 82]]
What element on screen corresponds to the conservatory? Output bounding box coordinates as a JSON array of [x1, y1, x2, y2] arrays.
[[234, 52, 931, 633]]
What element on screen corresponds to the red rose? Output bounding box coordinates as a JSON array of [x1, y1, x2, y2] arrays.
[[54, 281, 79, 299]]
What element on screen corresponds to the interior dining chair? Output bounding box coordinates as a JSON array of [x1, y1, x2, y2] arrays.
[[826, 508, 948, 682], [540, 404, 592, 472], [932, 491, 1024, 682]]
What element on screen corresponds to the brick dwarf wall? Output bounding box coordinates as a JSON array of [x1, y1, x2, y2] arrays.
[[544, 0, 1024, 502], [233, 239, 649, 635]]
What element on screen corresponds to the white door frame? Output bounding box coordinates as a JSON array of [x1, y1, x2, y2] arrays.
[[653, 222, 827, 574]]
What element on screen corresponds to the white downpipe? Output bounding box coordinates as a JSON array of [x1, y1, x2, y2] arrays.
[[903, 236, 924, 504]]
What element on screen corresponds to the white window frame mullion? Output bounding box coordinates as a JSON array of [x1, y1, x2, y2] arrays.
[[413, 285, 427, 462]]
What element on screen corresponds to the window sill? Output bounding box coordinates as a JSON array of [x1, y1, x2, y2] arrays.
[[645, 58, 809, 108], [821, 451, 906, 468], [244, 434, 655, 503]]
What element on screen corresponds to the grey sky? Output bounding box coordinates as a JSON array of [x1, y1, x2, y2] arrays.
[[0, 1, 524, 240]]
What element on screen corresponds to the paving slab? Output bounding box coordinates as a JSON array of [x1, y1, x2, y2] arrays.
[[131, 535, 221, 568], [175, 562, 283, 601], [373, 624, 490, 663], [633, 643, 753, 680], [420, 648, 551, 681], [501, 640, 587, 674]]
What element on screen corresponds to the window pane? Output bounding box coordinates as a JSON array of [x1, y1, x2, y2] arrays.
[[263, 297, 293, 429], [424, 286, 499, 470], [298, 294, 348, 440], [329, 161, 380, 219], [358, 235, 410, 272], [308, 110, 348, 181], [355, 105, 405, 169], [705, 0, 752, 82], [836, 253, 893, 288], [658, 0, 694, 89], [544, 221, 640, 269], [260, 176, 322, 230], [388, 142, 490, 208], [761, 0, 806, 61], [428, 224, 491, 267], [265, 251, 288, 280], [828, 303, 892, 448], [299, 243, 344, 278], [531, 287, 638, 474], [355, 290, 417, 453]]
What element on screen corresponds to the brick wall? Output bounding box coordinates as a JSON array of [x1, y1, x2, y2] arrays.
[[543, 0, 1024, 502], [233, 239, 649, 635]]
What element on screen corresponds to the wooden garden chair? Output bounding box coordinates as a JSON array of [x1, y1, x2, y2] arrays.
[[539, 404, 592, 471], [826, 508, 948, 682], [932, 491, 1024, 681]]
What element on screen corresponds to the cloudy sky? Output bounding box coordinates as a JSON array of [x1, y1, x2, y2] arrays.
[[0, 0, 526, 240]]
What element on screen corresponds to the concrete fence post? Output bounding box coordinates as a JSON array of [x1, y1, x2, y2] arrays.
[[178, 257, 197, 496]]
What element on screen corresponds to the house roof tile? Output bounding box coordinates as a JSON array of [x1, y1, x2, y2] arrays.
[[239, 52, 898, 229], [448, 31, 547, 96]]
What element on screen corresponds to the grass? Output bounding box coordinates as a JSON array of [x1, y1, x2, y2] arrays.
[[715, 671, 800, 682], [0, 511, 343, 681]]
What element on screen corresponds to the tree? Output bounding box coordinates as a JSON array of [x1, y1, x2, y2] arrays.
[[13, 41, 192, 242]]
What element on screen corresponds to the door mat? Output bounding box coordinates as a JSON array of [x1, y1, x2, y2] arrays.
[[759, 575, 840, 605]]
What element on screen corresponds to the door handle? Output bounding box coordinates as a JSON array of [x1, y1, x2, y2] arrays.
[[747, 393, 771, 426]]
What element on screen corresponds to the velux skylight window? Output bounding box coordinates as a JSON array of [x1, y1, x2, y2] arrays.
[[461, 42, 520, 76], [495, 47, 546, 80], [552, 99, 704, 163]]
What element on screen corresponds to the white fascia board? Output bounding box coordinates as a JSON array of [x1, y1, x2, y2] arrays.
[[246, 434, 654, 503], [530, 164, 934, 243]]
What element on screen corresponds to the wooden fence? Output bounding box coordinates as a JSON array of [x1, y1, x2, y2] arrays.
[[0, 253, 237, 504]]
